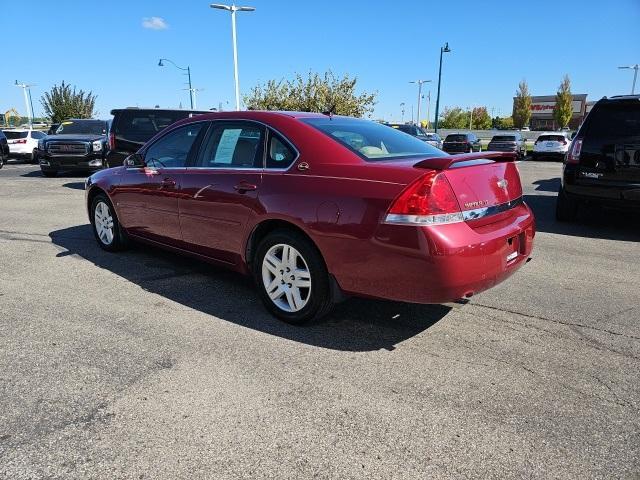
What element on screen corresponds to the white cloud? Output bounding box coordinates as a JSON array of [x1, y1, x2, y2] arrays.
[[142, 16, 168, 30]]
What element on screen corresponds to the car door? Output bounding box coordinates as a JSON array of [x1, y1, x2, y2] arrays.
[[178, 120, 266, 265], [114, 122, 206, 246]]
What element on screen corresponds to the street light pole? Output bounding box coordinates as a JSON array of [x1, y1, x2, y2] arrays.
[[15, 80, 35, 127], [211, 3, 255, 111], [618, 64, 639, 95], [410, 79, 431, 125], [434, 42, 451, 134], [400, 102, 405, 123], [158, 59, 195, 109]]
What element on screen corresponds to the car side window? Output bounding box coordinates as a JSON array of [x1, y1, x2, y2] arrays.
[[144, 123, 204, 168], [267, 132, 297, 169], [197, 122, 264, 168]]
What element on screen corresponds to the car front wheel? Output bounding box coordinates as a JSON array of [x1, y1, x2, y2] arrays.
[[254, 230, 333, 324], [91, 194, 128, 251]]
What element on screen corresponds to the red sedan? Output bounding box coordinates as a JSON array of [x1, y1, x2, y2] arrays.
[[86, 111, 534, 323]]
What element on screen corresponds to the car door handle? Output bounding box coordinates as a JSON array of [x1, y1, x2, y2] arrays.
[[234, 182, 257, 193]]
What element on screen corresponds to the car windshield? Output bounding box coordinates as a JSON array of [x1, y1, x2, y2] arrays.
[[3, 131, 28, 139], [445, 134, 467, 142], [302, 117, 447, 161], [56, 120, 107, 135], [492, 135, 516, 141], [538, 135, 566, 142], [424, 134, 438, 140]]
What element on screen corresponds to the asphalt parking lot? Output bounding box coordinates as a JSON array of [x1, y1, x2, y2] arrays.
[[1, 158, 639, 479]]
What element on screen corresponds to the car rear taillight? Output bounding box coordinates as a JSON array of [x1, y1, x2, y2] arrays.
[[16, 139, 27, 144], [385, 171, 463, 225], [566, 138, 583, 164], [108, 132, 115, 150]]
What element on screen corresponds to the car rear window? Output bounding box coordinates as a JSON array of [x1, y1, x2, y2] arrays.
[[445, 134, 467, 142], [4, 131, 28, 139], [586, 101, 640, 138], [302, 117, 446, 161], [537, 135, 566, 142], [492, 135, 516, 141]]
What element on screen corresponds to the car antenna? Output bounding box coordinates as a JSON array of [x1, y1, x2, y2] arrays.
[[322, 104, 336, 119]]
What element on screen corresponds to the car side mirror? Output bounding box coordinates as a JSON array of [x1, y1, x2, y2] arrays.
[[124, 153, 144, 167]]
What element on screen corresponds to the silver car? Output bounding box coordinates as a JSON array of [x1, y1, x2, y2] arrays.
[[487, 133, 526, 159]]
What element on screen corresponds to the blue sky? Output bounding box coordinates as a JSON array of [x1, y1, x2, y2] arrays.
[[2, 0, 639, 122]]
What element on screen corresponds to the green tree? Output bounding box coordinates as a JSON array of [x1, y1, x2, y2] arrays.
[[470, 106, 492, 129], [243, 71, 377, 117], [512, 80, 532, 129], [438, 107, 468, 129], [40, 81, 97, 123], [492, 116, 514, 130], [554, 75, 573, 129]]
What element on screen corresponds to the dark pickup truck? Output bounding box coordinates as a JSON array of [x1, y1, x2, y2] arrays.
[[38, 119, 109, 177]]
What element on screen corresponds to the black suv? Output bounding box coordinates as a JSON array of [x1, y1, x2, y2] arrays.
[[39, 119, 110, 177], [442, 133, 481, 153], [106, 108, 209, 167], [557, 95, 640, 220]]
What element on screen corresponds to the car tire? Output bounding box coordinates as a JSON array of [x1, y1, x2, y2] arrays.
[[41, 169, 58, 177], [30, 149, 38, 164], [90, 193, 128, 252], [556, 186, 578, 222], [0, 153, 4, 169], [254, 229, 333, 324]]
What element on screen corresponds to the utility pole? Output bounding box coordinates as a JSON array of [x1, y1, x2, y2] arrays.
[[618, 64, 639, 94], [15, 80, 35, 127], [410, 79, 431, 125]]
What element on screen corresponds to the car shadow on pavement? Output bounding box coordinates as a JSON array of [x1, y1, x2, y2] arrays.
[[62, 182, 86, 190], [20, 170, 88, 178], [49, 225, 451, 352], [532, 177, 561, 192], [524, 192, 640, 241]]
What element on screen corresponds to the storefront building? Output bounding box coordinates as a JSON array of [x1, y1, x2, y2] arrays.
[[513, 94, 588, 130]]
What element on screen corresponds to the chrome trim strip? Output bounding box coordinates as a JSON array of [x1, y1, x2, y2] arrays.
[[462, 196, 523, 221], [384, 197, 524, 226]]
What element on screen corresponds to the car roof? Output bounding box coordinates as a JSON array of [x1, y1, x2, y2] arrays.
[[2, 128, 32, 132]]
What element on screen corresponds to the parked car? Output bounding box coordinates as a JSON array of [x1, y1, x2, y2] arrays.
[[106, 108, 209, 167], [423, 133, 443, 149], [487, 133, 526, 159], [531, 133, 570, 160], [557, 95, 640, 221], [38, 119, 110, 177], [85, 111, 534, 324], [386, 123, 443, 148], [0, 130, 9, 168], [2, 129, 45, 163], [390, 124, 443, 148], [442, 133, 482, 153]]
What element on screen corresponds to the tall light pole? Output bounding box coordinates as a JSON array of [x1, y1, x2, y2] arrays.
[[433, 42, 451, 133], [158, 59, 195, 109], [400, 102, 405, 123], [410, 79, 431, 125], [618, 64, 639, 95], [15, 80, 35, 127], [425, 91, 431, 130], [211, 3, 255, 111]]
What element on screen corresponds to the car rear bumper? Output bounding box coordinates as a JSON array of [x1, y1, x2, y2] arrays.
[[326, 203, 535, 304], [8, 144, 32, 155]]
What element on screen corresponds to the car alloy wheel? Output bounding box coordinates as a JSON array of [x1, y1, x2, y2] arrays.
[[94, 200, 115, 246], [261, 243, 312, 313]]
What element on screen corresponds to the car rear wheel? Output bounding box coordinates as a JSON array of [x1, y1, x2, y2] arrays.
[[556, 186, 578, 222], [91, 194, 128, 251], [254, 230, 333, 324], [30, 149, 38, 164], [0, 154, 4, 169]]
